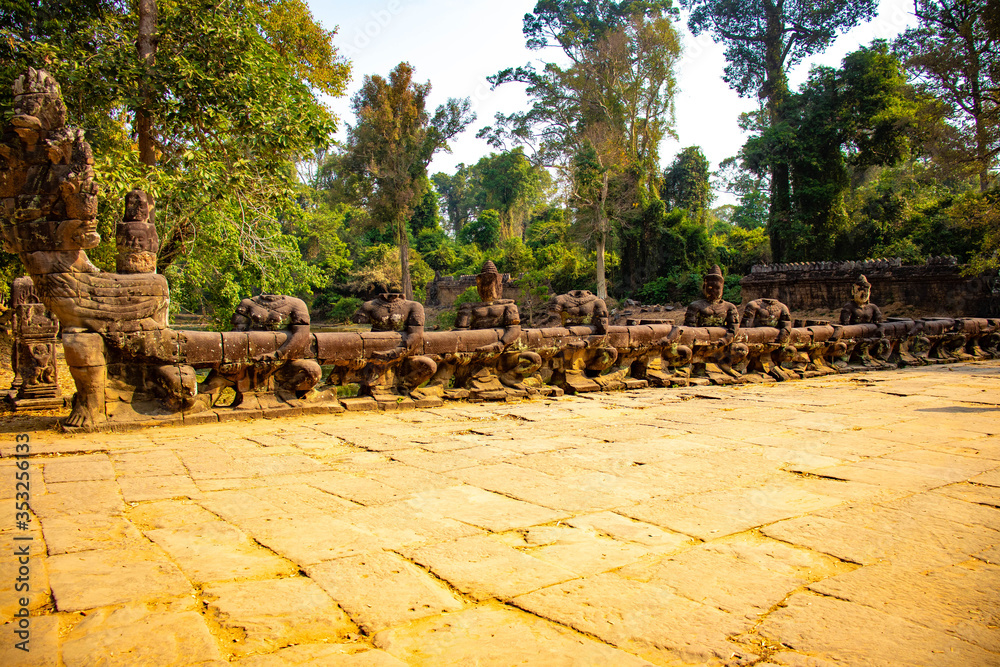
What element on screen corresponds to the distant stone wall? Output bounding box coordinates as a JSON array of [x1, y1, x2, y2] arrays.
[[740, 257, 999, 317], [426, 272, 524, 308]]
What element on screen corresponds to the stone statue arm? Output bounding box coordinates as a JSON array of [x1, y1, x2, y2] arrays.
[[594, 300, 609, 335], [350, 302, 373, 325], [739, 305, 756, 330], [454, 304, 471, 330], [373, 302, 425, 361], [776, 305, 793, 344], [839, 304, 853, 326], [871, 304, 884, 326]]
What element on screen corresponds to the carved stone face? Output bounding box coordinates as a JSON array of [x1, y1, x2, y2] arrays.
[[477, 272, 502, 303], [852, 283, 870, 306], [703, 278, 724, 303]]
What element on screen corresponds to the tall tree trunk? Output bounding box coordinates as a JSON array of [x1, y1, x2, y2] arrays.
[[398, 217, 413, 300], [764, 4, 791, 262], [137, 0, 158, 166], [595, 171, 609, 300]]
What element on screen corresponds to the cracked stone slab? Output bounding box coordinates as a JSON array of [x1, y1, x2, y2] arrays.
[[759, 592, 996, 666], [373, 603, 655, 666], [47, 547, 193, 612], [616, 533, 853, 618], [402, 485, 567, 532], [307, 550, 463, 633], [145, 521, 295, 583], [508, 525, 653, 576], [402, 534, 577, 601], [60, 606, 226, 667], [621, 483, 843, 540], [336, 503, 481, 550], [0, 615, 62, 667], [29, 480, 123, 518], [217, 514, 381, 567], [0, 556, 50, 623], [234, 644, 407, 666], [40, 512, 145, 555], [128, 499, 222, 530], [565, 511, 693, 551], [119, 475, 201, 502], [512, 572, 756, 666], [43, 454, 115, 484], [111, 450, 187, 477], [808, 560, 1000, 653], [203, 577, 356, 657]]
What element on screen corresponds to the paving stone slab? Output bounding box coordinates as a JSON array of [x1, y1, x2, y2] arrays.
[[60, 606, 226, 667], [337, 503, 481, 550], [301, 470, 414, 506], [617, 533, 853, 618], [234, 645, 407, 666], [47, 547, 194, 612], [40, 512, 145, 555], [128, 499, 222, 530], [402, 534, 577, 601], [145, 521, 295, 583], [0, 460, 45, 500], [203, 577, 356, 657], [402, 485, 567, 532], [0, 555, 50, 623], [119, 474, 201, 502], [111, 450, 187, 477], [971, 469, 1000, 487], [513, 572, 756, 666], [29, 480, 123, 518], [621, 483, 843, 540], [373, 603, 655, 666], [307, 550, 464, 633], [809, 560, 1000, 653], [0, 614, 62, 667], [42, 454, 115, 484], [934, 482, 1000, 511], [510, 525, 653, 576], [230, 514, 383, 567], [759, 592, 997, 667], [566, 512, 693, 551]]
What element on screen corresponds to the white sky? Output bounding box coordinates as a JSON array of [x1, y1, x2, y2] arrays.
[[308, 0, 919, 205]]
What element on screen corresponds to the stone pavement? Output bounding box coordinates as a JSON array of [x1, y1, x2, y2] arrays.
[[1, 362, 999, 666]]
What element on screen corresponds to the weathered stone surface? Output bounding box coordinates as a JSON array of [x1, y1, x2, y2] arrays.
[[234, 645, 407, 666], [218, 514, 381, 567], [373, 603, 654, 666], [30, 480, 123, 518], [43, 454, 115, 483], [0, 615, 62, 667], [307, 550, 464, 633], [809, 560, 1000, 652], [337, 503, 481, 550], [40, 512, 145, 555], [111, 450, 187, 477], [618, 533, 852, 617], [0, 554, 50, 622], [402, 485, 567, 531], [203, 577, 356, 657], [47, 547, 193, 612], [61, 607, 226, 667], [513, 573, 756, 665], [127, 499, 221, 530], [403, 534, 576, 601], [565, 512, 694, 551], [301, 470, 414, 506], [759, 592, 996, 666], [145, 521, 295, 583], [118, 474, 201, 502], [511, 525, 652, 576], [971, 469, 1000, 487], [449, 463, 656, 512], [621, 482, 843, 540]]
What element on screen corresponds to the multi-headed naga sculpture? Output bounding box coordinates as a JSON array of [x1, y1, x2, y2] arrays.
[[3, 70, 999, 430]]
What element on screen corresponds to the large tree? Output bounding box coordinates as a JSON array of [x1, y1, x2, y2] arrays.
[[663, 146, 713, 228], [344, 63, 473, 299], [896, 0, 999, 192], [482, 0, 680, 298], [681, 0, 879, 261]]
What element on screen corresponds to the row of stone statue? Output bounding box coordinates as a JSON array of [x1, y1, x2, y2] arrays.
[[3, 69, 999, 430]]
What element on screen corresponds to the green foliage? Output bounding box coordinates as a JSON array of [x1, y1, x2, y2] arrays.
[[496, 237, 535, 276], [714, 226, 771, 276], [663, 146, 713, 227], [457, 210, 502, 249], [325, 296, 363, 323]]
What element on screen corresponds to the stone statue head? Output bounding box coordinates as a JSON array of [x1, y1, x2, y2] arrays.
[[117, 189, 159, 273], [476, 260, 502, 303], [852, 275, 871, 306], [12, 68, 67, 144], [702, 265, 724, 303], [379, 292, 404, 303]]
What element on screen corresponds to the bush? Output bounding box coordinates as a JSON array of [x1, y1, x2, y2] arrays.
[[327, 296, 363, 323]]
